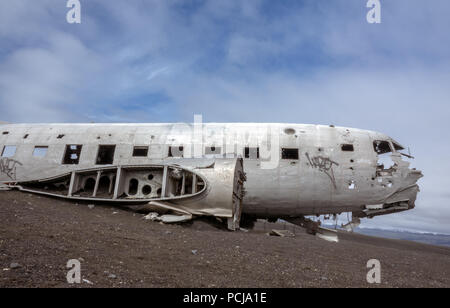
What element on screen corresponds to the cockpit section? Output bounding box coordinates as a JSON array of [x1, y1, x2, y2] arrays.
[[355, 136, 424, 220], [373, 140, 396, 176], [373, 139, 414, 177]]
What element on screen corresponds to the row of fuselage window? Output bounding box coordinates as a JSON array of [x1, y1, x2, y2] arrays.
[[1, 143, 355, 165]]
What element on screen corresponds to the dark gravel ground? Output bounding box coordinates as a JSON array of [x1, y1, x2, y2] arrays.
[[0, 190, 449, 288]]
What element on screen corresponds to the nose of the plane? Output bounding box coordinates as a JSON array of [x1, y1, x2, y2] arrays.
[[409, 168, 424, 181]]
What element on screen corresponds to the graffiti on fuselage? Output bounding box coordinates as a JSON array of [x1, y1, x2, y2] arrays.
[[0, 158, 22, 181], [305, 153, 339, 189]]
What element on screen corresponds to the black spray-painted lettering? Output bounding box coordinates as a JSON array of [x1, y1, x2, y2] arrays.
[[305, 153, 339, 189], [0, 158, 22, 181]]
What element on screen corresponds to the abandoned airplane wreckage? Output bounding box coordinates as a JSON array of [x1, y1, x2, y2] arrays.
[[0, 123, 423, 242]]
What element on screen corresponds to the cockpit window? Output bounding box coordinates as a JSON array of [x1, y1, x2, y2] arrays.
[[392, 142, 404, 151], [373, 140, 392, 154]]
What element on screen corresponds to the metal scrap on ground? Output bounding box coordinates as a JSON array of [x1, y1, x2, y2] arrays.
[[269, 229, 295, 237]]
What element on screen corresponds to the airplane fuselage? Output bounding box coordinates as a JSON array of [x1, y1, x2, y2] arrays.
[[0, 123, 423, 219]]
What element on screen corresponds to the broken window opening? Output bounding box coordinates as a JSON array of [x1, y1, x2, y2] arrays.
[[348, 181, 356, 190], [57, 134, 65, 139], [341, 144, 354, 152], [205, 146, 221, 156], [2, 131, 9, 135], [63, 145, 82, 165], [96, 145, 116, 165], [392, 141, 414, 159], [393, 142, 404, 152], [168, 146, 184, 158], [1, 145, 16, 157], [244, 147, 260, 159], [373, 140, 392, 155], [373, 140, 395, 173], [281, 148, 299, 160], [377, 156, 395, 172], [133, 146, 149, 157], [33, 146, 48, 158]]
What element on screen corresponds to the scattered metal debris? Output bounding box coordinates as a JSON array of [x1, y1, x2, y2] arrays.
[[160, 214, 193, 224], [143, 212, 159, 221], [9, 263, 21, 269], [82, 278, 94, 285], [269, 229, 295, 237], [144, 212, 192, 223], [342, 217, 361, 232], [286, 217, 339, 243], [315, 228, 339, 243]]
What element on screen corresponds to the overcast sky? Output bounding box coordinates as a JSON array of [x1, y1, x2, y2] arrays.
[[0, 0, 449, 234]]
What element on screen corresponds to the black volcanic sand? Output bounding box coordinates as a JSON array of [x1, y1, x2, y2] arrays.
[[0, 190, 449, 288]]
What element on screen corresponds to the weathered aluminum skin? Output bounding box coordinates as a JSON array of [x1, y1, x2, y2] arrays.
[[0, 123, 423, 218]]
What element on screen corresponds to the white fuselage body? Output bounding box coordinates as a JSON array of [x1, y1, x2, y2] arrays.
[[0, 123, 421, 218]]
